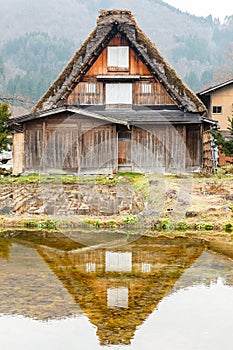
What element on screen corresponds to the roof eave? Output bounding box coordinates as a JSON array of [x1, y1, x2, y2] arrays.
[[9, 106, 129, 127]]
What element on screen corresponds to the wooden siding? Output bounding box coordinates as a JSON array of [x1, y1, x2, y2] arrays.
[[80, 124, 117, 173], [133, 81, 175, 105], [67, 33, 175, 106], [186, 125, 201, 169], [67, 81, 104, 105], [22, 117, 203, 174], [23, 115, 117, 174], [12, 133, 24, 175], [131, 125, 187, 172], [67, 80, 175, 106], [85, 35, 151, 76]]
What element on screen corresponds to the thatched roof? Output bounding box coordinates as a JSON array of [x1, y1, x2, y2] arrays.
[[32, 9, 206, 114]]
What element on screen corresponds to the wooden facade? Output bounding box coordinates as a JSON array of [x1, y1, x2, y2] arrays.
[[11, 10, 212, 175]]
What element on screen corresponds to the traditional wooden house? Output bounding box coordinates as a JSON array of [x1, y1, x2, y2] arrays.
[[11, 9, 214, 175], [198, 79, 233, 166]]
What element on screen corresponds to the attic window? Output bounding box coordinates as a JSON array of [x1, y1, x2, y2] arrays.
[[212, 106, 222, 114], [107, 46, 129, 71], [86, 83, 96, 94], [142, 83, 152, 94]]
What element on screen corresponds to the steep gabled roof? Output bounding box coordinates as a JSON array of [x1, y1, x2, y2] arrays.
[[198, 78, 233, 95], [33, 9, 206, 114]]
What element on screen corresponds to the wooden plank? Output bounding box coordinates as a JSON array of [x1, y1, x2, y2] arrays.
[[12, 133, 24, 175]]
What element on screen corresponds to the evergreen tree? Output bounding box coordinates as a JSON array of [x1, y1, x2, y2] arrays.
[[0, 103, 11, 152]]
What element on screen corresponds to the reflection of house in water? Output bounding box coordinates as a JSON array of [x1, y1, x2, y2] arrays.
[[36, 235, 205, 345], [1, 232, 233, 346]]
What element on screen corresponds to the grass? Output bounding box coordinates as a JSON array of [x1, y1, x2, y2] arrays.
[[0, 170, 232, 232], [0, 174, 119, 185]]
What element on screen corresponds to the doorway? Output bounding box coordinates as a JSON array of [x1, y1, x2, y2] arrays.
[[118, 130, 132, 170]]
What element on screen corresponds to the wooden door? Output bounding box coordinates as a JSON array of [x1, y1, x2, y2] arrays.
[[118, 131, 131, 165]]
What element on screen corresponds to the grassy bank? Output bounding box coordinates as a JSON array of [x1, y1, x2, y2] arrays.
[[0, 168, 232, 234]]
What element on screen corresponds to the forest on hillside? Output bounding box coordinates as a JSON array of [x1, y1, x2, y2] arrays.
[[0, 0, 232, 109]]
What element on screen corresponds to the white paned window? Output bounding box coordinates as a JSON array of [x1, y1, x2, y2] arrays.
[[141, 263, 151, 273], [107, 287, 128, 309], [142, 83, 152, 94], [105, 251, 132, 272], [86, 262, 96, 273], [86, 83, 96, 93], [107, 46, 129, 69], [105, 83, 132, 104]]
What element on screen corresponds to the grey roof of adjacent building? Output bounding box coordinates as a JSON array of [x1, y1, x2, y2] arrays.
[[198, 78, 233, 95]]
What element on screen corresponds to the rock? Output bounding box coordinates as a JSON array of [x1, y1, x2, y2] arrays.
[[185, 211, 199, 218]]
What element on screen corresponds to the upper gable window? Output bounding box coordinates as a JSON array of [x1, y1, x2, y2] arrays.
[[86, 83, 96, 94], [107, 46, 129, 71], [212, 106, 222, 114], [142, 83, 152, 94]]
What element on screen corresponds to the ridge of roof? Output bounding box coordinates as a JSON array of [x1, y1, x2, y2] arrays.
[[32, 9, 206, 114]]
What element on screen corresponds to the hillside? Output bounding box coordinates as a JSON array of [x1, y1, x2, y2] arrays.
[[0, 0, 232, 107]]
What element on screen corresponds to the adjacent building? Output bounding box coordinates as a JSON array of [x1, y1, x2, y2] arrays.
[[198, 79, 233, 166]]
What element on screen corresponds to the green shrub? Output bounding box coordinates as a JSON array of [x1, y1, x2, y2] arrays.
[[225, 222, 233, 233], [38, 219, 57, 229], [195, 222, 205, 230], [204, 223, 214, 230], [94, 219, 100, 227], [176, 221, 190, 231], [123, 215, 138, 225], [161, 219, 174, 231]]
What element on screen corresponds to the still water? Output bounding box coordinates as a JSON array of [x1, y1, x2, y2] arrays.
[[0, 230, 233, 350]]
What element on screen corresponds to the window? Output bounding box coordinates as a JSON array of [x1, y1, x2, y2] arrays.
[[86, 83, 96, 94], [86, 262, 96, 273], [107, 46, 129, 70], [212, 106, 222, 114], [105, 83, 132, 105], [105, 251, 132, 272], [107, 287, 128, 309], [142, 83, 152, 94], [118, 132, 131, 141], [141, 263, 151, 273]]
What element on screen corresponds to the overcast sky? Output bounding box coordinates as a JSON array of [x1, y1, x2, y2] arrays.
[[165, 0, 233, 22]]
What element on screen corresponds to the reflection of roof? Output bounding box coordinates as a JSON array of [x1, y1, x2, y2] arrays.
[[38, 236, 204, 345]]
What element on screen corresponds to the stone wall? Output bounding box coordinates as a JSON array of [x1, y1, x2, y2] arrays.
[[0, 183, 145, 216]]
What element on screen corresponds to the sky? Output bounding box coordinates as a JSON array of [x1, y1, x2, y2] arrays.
[[165, 0, 233, 22]]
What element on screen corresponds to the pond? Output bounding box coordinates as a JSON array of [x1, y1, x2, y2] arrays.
[[0, 230, 233, 349]]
